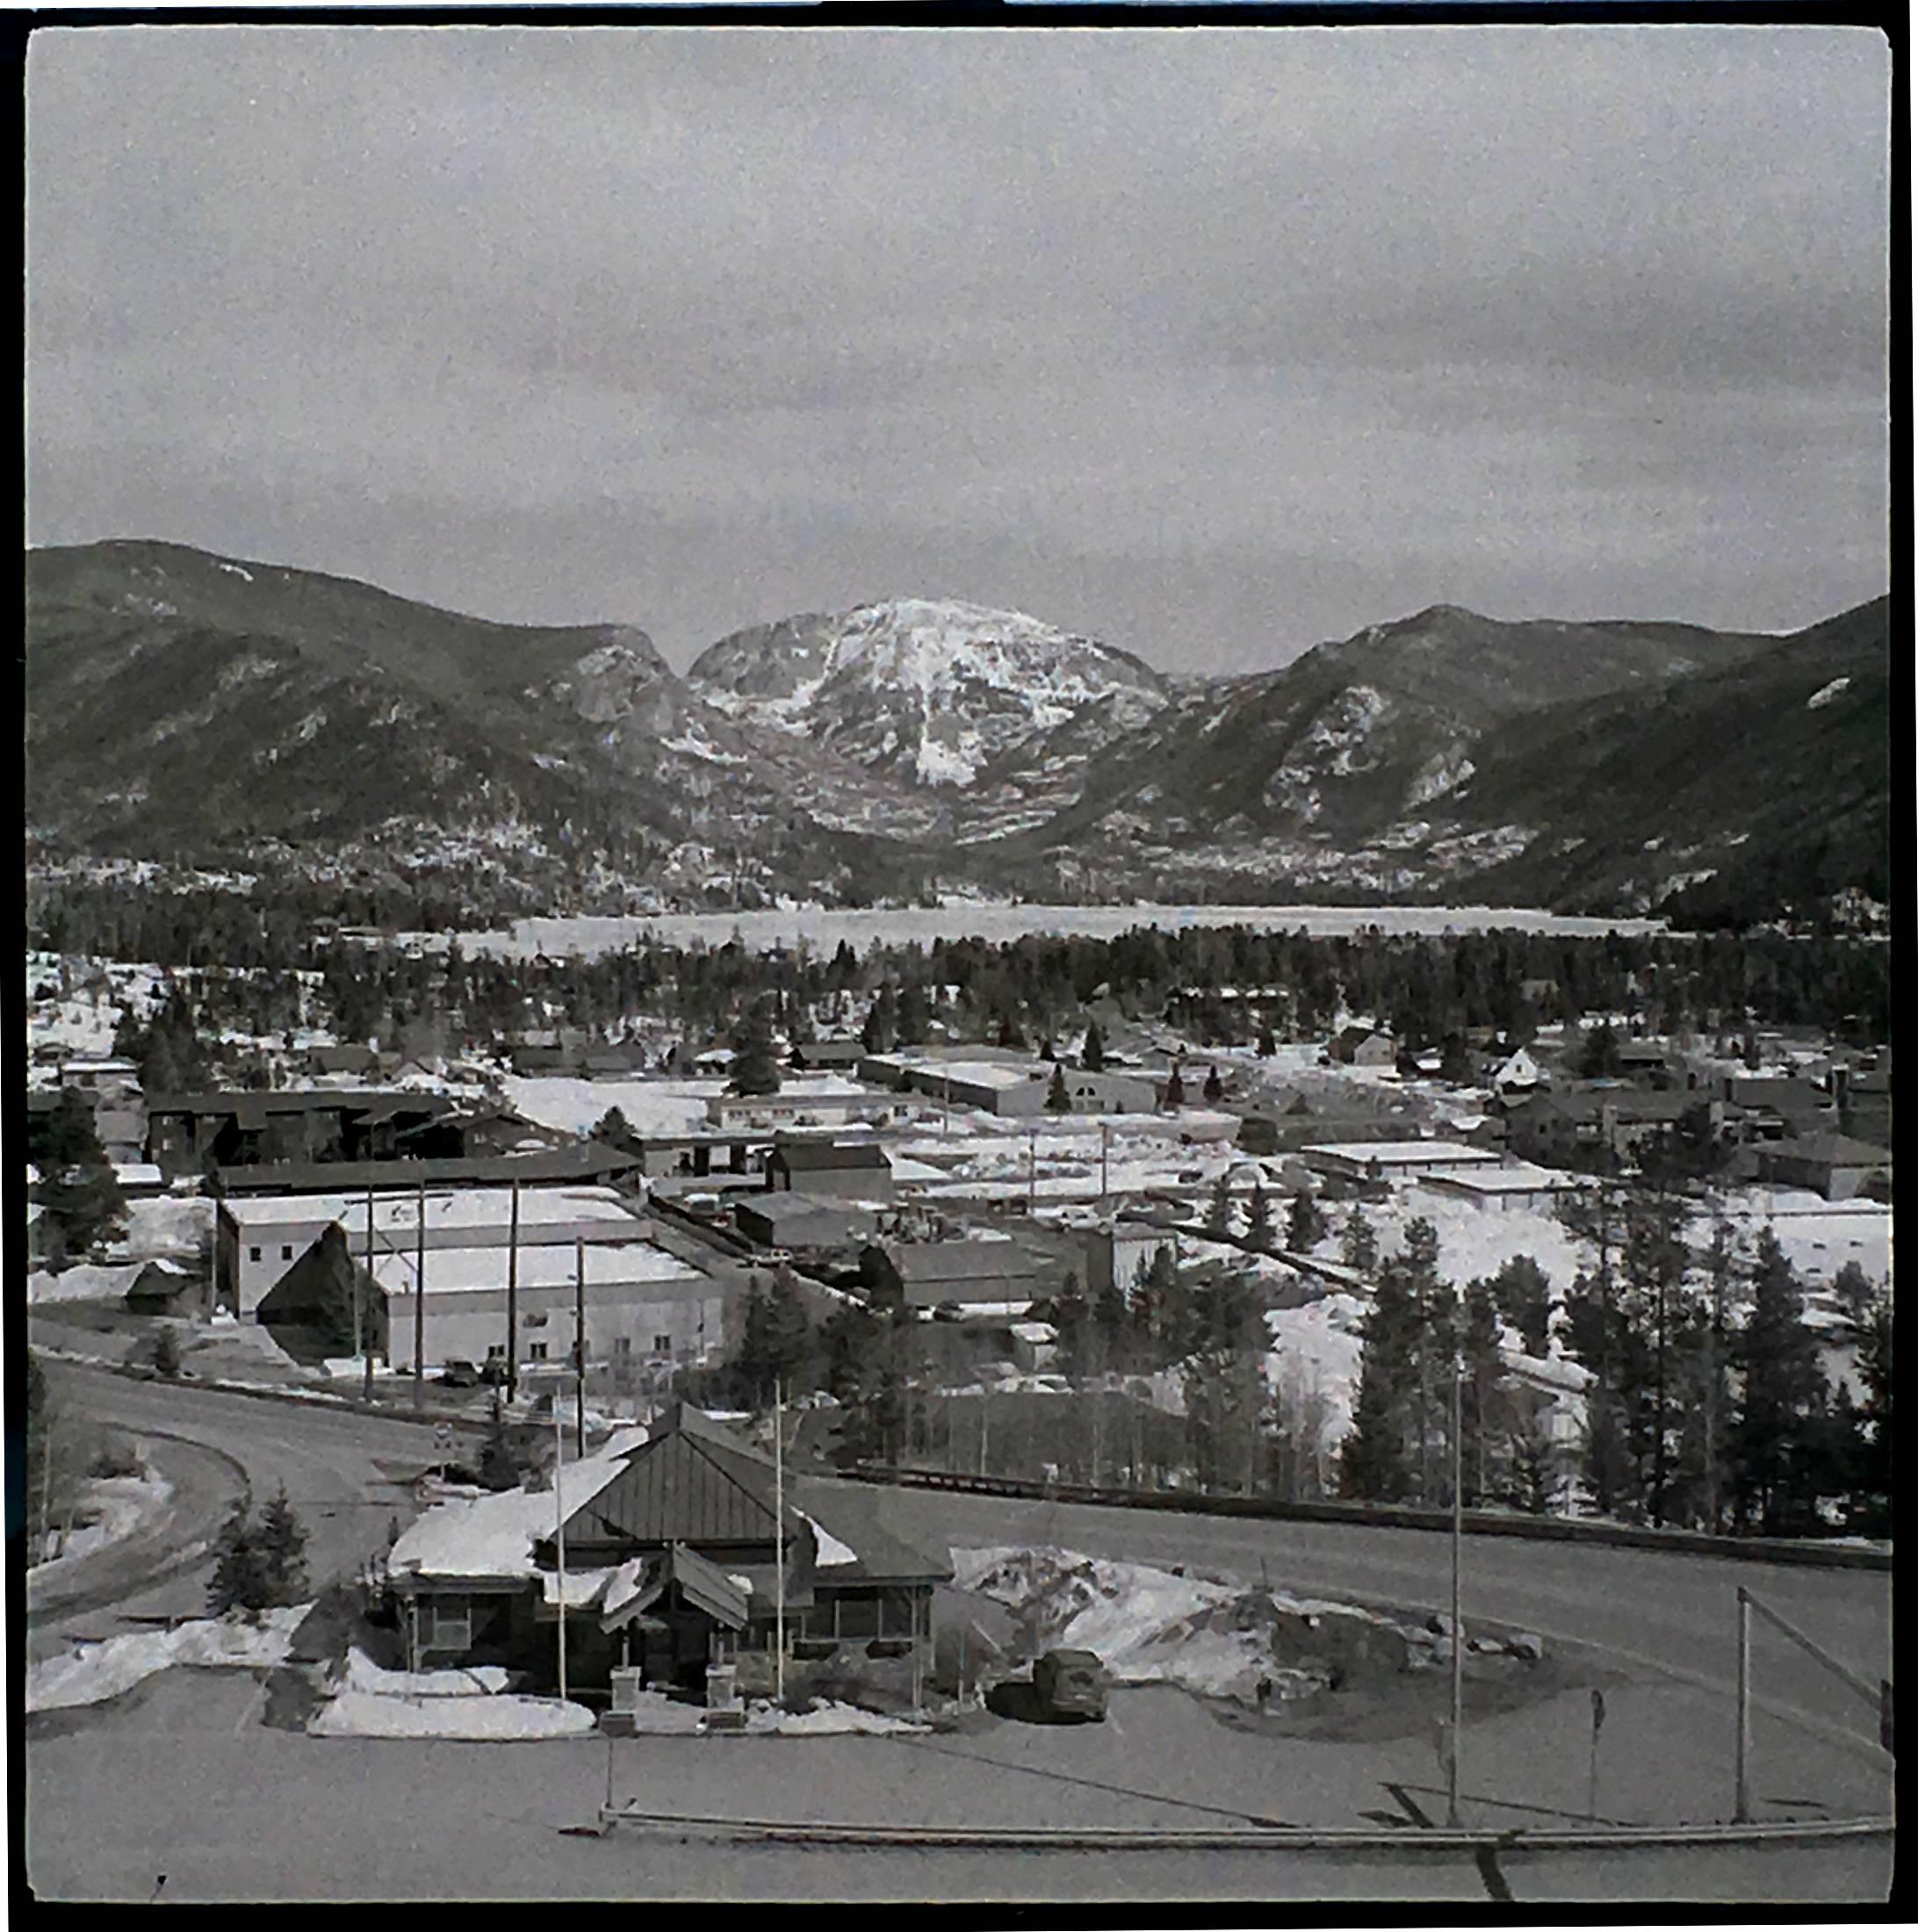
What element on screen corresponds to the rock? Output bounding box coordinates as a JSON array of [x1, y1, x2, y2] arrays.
[[1426, 1611, 1459, 1638], [1507, 1632, 1547, 1662], [1431, 1636, 1456, 1665]]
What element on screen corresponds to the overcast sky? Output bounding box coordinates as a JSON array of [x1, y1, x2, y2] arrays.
[[27, 25, 1890, 675]]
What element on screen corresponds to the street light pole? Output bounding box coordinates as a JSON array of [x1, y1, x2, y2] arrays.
[[1447, 1349, 1464, 1827], [555, 1384, 567, 1706]]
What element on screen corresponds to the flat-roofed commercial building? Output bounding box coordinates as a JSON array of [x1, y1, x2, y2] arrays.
[[369, 1236, 725, 1376], [1300, 1140, 1502, 1184], [1415, 1160, 1586, 1213], [216, 1184, 651, 1316]]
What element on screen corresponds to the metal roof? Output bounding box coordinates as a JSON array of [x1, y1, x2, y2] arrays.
[[213, 1143, 643, 1195], [769, 1140, 890, 1172]]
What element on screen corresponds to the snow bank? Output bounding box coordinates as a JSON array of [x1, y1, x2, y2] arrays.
[[339, 1647, 512, 1698], [952, 1545, 1393, 1706], [27, 1604, 312, 1712], [757, 1699, 930, 1736], [310, 1690, 596, 1739], [31, 1467, 172, 1573], [26, 1262, 146, 1304]]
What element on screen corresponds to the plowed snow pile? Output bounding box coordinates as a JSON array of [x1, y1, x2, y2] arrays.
[[952, 1546, 1404, 1706]]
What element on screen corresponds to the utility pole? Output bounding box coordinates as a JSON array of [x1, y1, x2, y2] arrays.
[[574, 1238, 587, 1458], [362, 1187, 375, 1401], [1100, 1122, 1110, 1202], [774, 1378, 786, 1699], [413, 1183, 426, 1405], [1447, 1350, 1464, 1828], [1734, 1586, 1752, 1823], [506, 1179, 521, 1403], [555, 1388, 567, 1706]]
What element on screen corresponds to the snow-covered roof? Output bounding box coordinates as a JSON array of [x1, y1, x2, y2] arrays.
[[1302, 1140, 1497, 1167], [372, 1240, 708, 1297], [220, 1186, 643, 1232], [1417, 1162, 1582, 1195], [112, 1163, 164, 1186], [390, 1432, 647, 1582]]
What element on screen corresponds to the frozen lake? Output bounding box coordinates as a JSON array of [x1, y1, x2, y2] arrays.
[[418, 903, 1669, 961]]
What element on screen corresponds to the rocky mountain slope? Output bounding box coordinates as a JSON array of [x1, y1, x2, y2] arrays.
[[23, 541, 911, 908], [25, 541, 1890, 919], [689, 598, 1169, 800]]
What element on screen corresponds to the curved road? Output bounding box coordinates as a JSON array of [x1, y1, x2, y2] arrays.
[[25, 1367, 1893, 1902]]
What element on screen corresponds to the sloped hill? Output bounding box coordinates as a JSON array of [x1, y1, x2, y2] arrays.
[[1450, 596, 1893, 915]]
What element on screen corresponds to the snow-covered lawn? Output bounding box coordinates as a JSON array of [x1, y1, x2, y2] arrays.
[[26, 1604, 312, 1712], [31, 1463, 173, 1574]]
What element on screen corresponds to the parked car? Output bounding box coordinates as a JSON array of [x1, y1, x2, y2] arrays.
[[437, 1359, 482, 1388], [1033, 1647, 1109, 1721]]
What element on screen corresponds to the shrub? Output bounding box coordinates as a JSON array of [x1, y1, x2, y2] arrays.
[[88, 1438, 142, 1481], [148, 1327, 184, 1380]]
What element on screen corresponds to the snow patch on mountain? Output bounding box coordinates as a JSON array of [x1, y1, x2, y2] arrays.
[[1806, 675, 1852, 710], [1406, 749, 1475, 809]]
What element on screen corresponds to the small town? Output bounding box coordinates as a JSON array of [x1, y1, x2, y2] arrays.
[[22, 17, 1891, 1912]]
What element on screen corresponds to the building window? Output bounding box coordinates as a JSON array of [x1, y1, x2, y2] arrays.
[[281, 1245, 295, 1261], [616, 1337, 632, 1356], [249, 1246, 263, 1263], [425, 1600, 472, 1650], [529, 1343, 548, 1362], [653, 1332, 673, 1353], [486, 1344, 504, 1361]]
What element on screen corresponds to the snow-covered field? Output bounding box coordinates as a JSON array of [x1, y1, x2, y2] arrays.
[[26, 1604, 312, 1712], [415, 904, 1668, 962]]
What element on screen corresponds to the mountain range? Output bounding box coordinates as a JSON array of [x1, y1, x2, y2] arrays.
[[24, 538, 1891, 921]]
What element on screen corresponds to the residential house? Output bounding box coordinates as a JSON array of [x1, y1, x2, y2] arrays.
[[787, 1038, 867, 1072], [385, 1404, 949, 1708], [1754, 1133, 1892, 1203], [145, 1089, 465, 1179], [764, 1140, 896, 1201], [210, 1141, 645, 1200], [1083, 1223, 1177, 1302], [860, 1237, 1049, 1315], [1503, 1089, 1705, 1170], [1415, 1160, 1586, 1215], [125, 1257, 207, 1316], [1329, 1027, 1396, 1068]]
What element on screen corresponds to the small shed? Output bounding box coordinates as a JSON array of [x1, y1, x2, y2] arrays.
[[126, 1258, 206, 1316], [765, 1141, 895, 1200]]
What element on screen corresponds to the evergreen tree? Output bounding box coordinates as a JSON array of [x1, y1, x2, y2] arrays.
[[1284, 1188, 1327, 1253], [206, 1501, 275, 1620], [1244, 1182, 1275, 1254], [1204, 1173, 1235, 1236], [1081, 1020, 1107, 1071], [1579, 1020, 1623, 1078], [35, 1091, 127, 1265], [1256, 1025, 1276, 1057], [1339, 1256, 1419, 1503], [1489, 1255, 1553, 1358], [1202, 1065, 1224, 1103], [1340, 1208, 1380, 1276], [256, 1485, 311, 1603], [1506, 1398, 1563, 1516], [896, 983, 931, 1046], [1181, 1275, 1265, 1494], [594, 1107, 633, 1146], [1044, 1063, 1071, 1114], [1459, 1280, 1508, 1505], [1850, 1293, 1893, 1535], [1731, 1229, 1828, 1536], [727, 1006, 782, 1097], [1831, 1260, 1878, 1331], [1162, 1063, 1186, 1110], [1092, 1271, 1133, 1376]]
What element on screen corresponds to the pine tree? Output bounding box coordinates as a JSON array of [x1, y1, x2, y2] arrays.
[[206, 1501, 275, 1620], [1731, 1229, 1828, 1536], [1162, 1063, 1186, 1110], [1459, 1279, 1507, 1505], [35, 1090, 127, 1265], [1489, 1255, 1553, 1358], [256, 1485, 310, 1604], [1044, 1063, 1071, 1114], [1339, 1256, 1418, 1503], [727, 1006, 782, 1097], [1202, 1065, 1224, 1103], [1256, 1025, 1276, 1058], [1340, 1208, 1380, 1276], [595, 1106, 633, 1145], [1204, 1173, 1234, 1236], [1244, 1183, 1275, 1254], [1081, 1020, 1107, 1072], [1284, 1188, 1326, 1253], [1850, 1293, 1893, 1535]]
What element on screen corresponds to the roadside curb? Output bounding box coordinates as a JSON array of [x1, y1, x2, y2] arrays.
[[591, 1805, 1896, 1852]]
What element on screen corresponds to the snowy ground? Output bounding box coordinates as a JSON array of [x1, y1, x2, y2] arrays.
[[310, 1690, 598, 1740], [26, 1604, 312, 1712], [502, 1073, 871, 1139], [31, 1462, 174, 1574], [422, 904, 1667, 962]]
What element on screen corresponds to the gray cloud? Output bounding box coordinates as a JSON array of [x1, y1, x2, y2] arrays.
[[26, 24, 1891, 674]]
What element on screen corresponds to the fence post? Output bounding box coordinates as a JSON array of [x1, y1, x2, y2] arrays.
[[1734, 1585, 1753, 1824]]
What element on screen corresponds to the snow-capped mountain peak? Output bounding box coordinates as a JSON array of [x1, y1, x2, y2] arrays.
[[688, 597, 1170, 789]]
